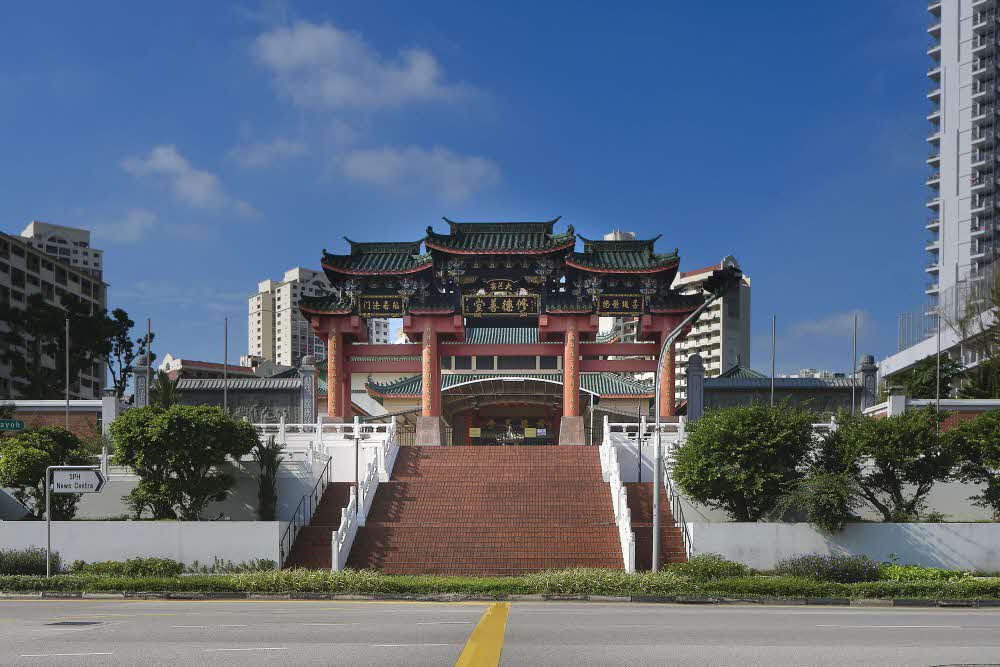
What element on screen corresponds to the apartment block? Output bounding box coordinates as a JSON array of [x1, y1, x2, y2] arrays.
[[20, 221, 103, 280]]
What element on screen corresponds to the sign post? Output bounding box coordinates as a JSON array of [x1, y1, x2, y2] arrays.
[[0, 419, 24, 432], [45, 466, 106, 577]]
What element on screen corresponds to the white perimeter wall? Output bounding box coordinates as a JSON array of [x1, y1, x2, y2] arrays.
[[0, 521, 285, 566], [691, 522, 1000, 571]]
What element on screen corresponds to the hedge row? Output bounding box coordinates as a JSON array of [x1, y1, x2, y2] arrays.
[[3, 569, 1000, 600]]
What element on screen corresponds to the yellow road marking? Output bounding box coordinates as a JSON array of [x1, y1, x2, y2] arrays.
[[455, 602, 510, 667]]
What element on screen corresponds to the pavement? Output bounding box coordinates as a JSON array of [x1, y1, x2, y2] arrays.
[[1, 598, 999, 665]]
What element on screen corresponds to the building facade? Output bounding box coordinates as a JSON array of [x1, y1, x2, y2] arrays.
[[0, 229, 107, 399], [671, 257, 750, 398], [19, 221, 104, 280], [249, 267, 389, 368]]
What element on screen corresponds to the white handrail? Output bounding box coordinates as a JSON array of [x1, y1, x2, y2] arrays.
[[601, 416, 636, 572], [331, 487, 358, 571]]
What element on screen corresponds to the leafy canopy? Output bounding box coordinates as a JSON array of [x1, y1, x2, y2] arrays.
[[892, 355, 965, 399], [110, 405, 258, 520], [947, 409, 1000, 519], [0, 427, 91, 519], [672, 402, 815, 521]]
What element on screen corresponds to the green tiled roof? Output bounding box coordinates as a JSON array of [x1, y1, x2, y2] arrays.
[[366, 371, 653, 397], [299, 292, 354, 314], [451, 328, 559, 345], [425, 218, 575, 254], [717, 364, 768, 380], [322, 239, 433, 275], [568, 235, 679, 273]]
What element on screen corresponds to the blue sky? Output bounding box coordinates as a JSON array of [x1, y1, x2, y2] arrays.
[[0, 1, 927, 374]]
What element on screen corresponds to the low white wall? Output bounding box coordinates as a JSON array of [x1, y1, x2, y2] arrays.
[[0, 521, 284, 567], [690, 522, 1000, 571]]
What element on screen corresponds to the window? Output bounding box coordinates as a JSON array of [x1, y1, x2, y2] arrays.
[[55, 267, 66, 286], [26, 254, 39, 273], [11, 244, 24, 257], [10, 268, 25, 288], [454, 356, 472, 370], [539, 355, 559, 370], [497, 356, 537, 370], [475, 356, 495, 370]]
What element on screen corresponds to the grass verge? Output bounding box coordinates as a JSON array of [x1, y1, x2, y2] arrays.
[[2, 569, 1000, 600]]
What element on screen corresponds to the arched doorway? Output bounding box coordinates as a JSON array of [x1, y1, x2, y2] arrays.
[[442, 377, 598, 446]]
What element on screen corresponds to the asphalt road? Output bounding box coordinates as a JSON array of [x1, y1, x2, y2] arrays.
[[0, 598, 998, 666]]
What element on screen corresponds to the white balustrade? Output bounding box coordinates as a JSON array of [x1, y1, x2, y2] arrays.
[[600, 416, 636, 572], [331, 487, 358, 571]]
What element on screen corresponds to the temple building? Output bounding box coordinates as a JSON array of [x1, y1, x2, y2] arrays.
[[299, 218, 739, 446]]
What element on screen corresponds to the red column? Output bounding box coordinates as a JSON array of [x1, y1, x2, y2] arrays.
[[563, 319, 580, 417], [327, 330, 346, 419], [421, 323, 441, 417], [659, 343, 676, 417]]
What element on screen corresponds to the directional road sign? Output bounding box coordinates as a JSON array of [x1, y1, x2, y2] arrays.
[[0, 419, 24, 431], [52, 468, 106, 494]]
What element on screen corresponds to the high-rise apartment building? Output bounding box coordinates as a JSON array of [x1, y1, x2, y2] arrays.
[[672, 257, 751, 398], [249, 267, 389, 367], [19, 221, 103, 280], [0, 227, 107, 399]]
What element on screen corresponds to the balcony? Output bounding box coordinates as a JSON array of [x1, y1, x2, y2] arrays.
[[972, 220, 991, 236], [927, 129, 942, 144], [928, 108, 942, 123], [928, 20, 942, 38], [929, 0, 942, 13], [973, 196, 995, 212], [926, 282, 940, 294], [927, 150, 941, 165], [974, 149, 990, 167], [927, 170, 941, 186], [972, 172, 996, 192], [928, 86, 943, 102], [928, 41, 942, 59], [975, 0, 996, 10], [926, 261, 940, 274], [926, 196, 942, 209], [975, 56, 997, 79], [928, 63, 943, 80], [972, 81, 995, 100], [926, 235, 941, 250], [974, 33, 997, 54], [975, 10, 1000, 32], [926, 218, 941, 230], [973, 103, 995, 121]]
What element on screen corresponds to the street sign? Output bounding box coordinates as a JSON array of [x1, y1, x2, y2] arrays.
[[52, 468, 106, 494], [0, 419, 24, 431]]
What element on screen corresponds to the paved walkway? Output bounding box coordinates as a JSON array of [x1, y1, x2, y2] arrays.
[[1, 598, 999, 665]]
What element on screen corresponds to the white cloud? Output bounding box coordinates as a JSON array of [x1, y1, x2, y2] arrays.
[[252, 20, 469, 110], [92, 209, 158, 243], [789, 310, 870, 339], [342, 145, 500, 203], [230, 137, 306, 168], [122, 145, 258, 217]]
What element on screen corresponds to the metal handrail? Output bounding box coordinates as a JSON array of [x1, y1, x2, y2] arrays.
[[662, 458, 693, 559], [279, 454, 332, 567]]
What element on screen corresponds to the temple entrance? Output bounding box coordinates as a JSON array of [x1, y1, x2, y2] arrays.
[[442, 377, 592, 446]]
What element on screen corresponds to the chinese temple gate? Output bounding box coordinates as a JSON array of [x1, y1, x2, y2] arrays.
[[300, 218, 733, 446]]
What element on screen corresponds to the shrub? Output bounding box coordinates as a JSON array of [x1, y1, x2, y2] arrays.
[[673, 403, 815, 521], [878, 563, 970, 582], [0, 428, 91, 519], [772, 553, 880, 583], [0, 547, 60, 576], [666, 554, 750, 581], [69, 557, 183, 577], [185, 557, 277, 574]]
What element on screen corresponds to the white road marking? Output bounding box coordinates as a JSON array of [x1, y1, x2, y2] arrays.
[[815, 624, 963, 629], [303, 622, 362, 626], [203, 647, 287, 652], [171, 624, 248, 628], [21, 652, 113, 657]]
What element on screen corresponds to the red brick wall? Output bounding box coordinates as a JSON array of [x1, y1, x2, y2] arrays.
[[11, 410, 100, 439]]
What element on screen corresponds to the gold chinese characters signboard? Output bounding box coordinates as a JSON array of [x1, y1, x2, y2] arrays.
[[357, 295, 407, 317], [462, 294, 539, 317], [597, 294, 644, 316]]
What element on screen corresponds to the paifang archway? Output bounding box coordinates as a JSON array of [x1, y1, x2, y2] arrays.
[[300, 218, 740, 445]]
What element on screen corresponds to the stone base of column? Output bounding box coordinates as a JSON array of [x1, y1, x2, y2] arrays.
[[558, 416, 586, 446], [415, 416, 447, 446], [321, 414, 349, 424]]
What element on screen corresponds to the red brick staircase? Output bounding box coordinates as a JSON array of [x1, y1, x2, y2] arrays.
[[624, 482, 688, 570], [283, 482, 354, 569], [340, 446, 624, 575]]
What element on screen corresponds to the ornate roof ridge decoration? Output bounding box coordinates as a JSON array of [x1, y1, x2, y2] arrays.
[[299, 291, 354, 315], [566, 234, 679, 274], [424, 218, 576, 255], [544, 292, 594, 314]]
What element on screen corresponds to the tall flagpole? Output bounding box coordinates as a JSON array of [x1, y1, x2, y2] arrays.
[[936, 311, 941, 419], [770, 315, 776, 406], [223, 318, 229, 413], [146, 318, 151, 401], [65, 318, 70, 430]]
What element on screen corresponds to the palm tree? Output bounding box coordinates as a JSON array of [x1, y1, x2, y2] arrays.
[[149, 370, 180, 408]]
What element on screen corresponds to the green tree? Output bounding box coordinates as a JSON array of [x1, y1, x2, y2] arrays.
[[0, 293, 110, 399], [111, 405, 258, 520], [0, 427, 91, 519], [0, 403, 14, 419], [826, 408, 955, 522], [672, 403, 815, 521], [105, 309, 155, 400], [149, 370, 179, 409], [892, 355, 965, 399], [957, 358, 1000, 399], [252, 435, 283, 521], [947, 410, 1000, 519]]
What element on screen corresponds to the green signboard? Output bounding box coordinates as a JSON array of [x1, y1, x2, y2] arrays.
[[0, 419, 25, 431]]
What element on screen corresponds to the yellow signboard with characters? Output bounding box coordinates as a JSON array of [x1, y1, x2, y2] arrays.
[[357, 295, 407, 318], [596, 294, 644, 316], [462, 294, 539, 317]]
